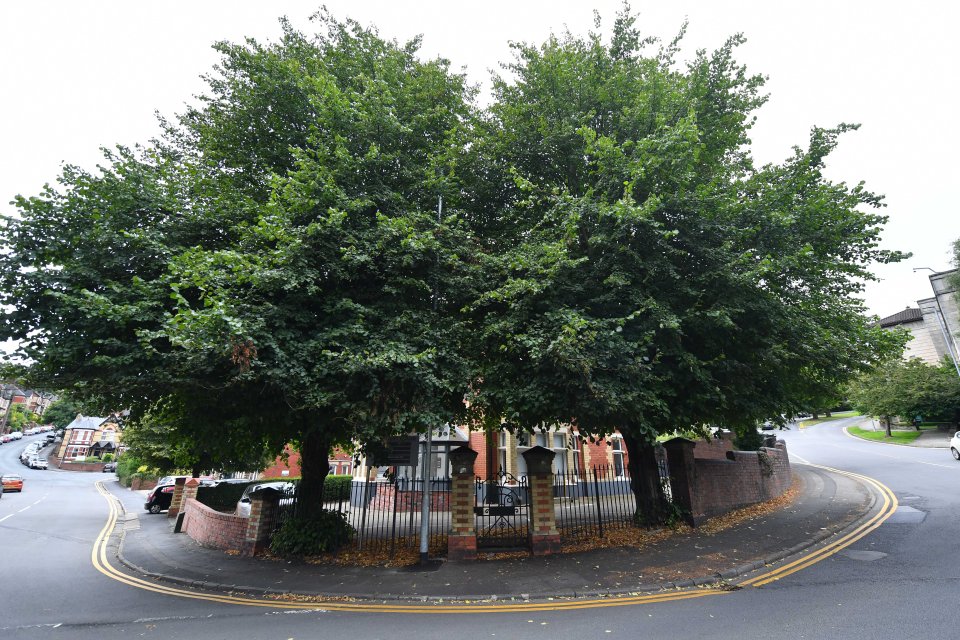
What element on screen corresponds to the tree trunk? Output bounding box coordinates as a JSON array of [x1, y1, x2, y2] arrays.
[[620, 430, 669, 527], [190, 451, 211, 479], [884, 415, 892, 438], [296, 430, 331, 519]]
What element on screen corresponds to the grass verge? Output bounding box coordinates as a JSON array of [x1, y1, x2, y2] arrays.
[[847, 425, 924, 444]]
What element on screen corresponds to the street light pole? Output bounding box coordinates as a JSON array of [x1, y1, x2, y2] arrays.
[[913, 267, 960, 379]]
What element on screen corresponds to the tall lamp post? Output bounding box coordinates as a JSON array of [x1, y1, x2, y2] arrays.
[[913, 267, 960, 379]]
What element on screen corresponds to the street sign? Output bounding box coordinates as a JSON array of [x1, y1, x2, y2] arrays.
[[384, 436, 418, 466]]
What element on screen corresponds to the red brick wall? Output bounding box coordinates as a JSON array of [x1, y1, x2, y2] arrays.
[[469, 433, 488, 479], [130, 477, 158, 491], [182, 498, 248, 553], [691, 433, 735, 460], [690, 442, 791, 521], [261, 445, 354, 478], [368, 483, 451, 511], [50, 454, 108, 472]]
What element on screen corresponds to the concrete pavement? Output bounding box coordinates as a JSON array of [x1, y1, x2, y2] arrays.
[[105, 463, 883, 603]]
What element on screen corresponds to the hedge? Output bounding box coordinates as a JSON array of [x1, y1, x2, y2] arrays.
[[323, 475, 353, 502]]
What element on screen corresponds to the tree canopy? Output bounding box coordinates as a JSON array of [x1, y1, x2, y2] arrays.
[[0, 8, 907, 524], [849, 358, 960, 434]]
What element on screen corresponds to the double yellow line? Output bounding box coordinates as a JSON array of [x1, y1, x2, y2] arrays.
[[740, 464, 898, 587], [92, 466, 897, 613], [91, 482, 720, 612]]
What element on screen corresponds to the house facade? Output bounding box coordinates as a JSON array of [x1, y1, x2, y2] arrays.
[[260, 444, 355, 479], [55, 414, 123, 461], [349, 424, 631, 486], [879, 268, 960, 369], [0, 385, 59, 433]]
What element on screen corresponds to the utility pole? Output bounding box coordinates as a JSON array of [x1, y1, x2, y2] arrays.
[[419, 196, 442, 565]]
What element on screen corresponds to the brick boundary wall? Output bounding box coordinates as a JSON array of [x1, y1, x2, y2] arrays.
[[182, 498, 249, 553], [691, 433, 736, 460], [689, 442, 791, 522], [130, 477, 158, 491], [50, 454, 110, 472]]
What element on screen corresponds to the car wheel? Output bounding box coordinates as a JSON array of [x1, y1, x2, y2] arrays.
[[149, 503, 162, 514], [952, 448, 960, 461]]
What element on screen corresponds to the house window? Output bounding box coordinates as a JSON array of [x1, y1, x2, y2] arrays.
[[552, 433, 568, 477], [570, 433, 582, 478], [611, 438, 625, 477], [498, 432, 508, 476]]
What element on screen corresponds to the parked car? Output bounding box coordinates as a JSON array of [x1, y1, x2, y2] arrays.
[[199, 477, 249, 488], [144, 484, 177, 514], [10, 431, 22, 440], [0, 434, 10, 444], [950, 431, 960, 460], [157, 475, 189, 487], [28, 456, 48, 470], [102, 462, 117, 472], [235, 482, 295, 518], [2, 474, 24, 492]]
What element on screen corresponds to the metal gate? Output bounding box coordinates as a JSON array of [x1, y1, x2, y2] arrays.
[[475, 472, 530, 550]]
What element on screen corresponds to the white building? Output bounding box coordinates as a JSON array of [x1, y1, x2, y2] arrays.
[[880, 268, 960, 370]]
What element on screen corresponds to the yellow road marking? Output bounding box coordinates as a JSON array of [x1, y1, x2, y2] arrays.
[[92, 482, 723, 612], [93, 466, 896, 612], [739, 464, 897, 588]]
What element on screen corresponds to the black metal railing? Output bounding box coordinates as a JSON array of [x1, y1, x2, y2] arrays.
[[268, 452, 673, 556], [272, 477, 451, 556], [554, 465, 637, 541]]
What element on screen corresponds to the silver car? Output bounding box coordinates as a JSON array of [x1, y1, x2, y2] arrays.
[[235, 482, 295, 517], [951, 432, 960, 460]]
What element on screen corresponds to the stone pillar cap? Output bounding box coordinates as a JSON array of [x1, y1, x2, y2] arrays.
[[448, 445, 478, 462], [521, 445, 555, 475], [449, 445, 478, 475]]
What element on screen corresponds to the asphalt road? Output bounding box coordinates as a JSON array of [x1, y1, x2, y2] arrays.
[[1, 419, 957, 640]]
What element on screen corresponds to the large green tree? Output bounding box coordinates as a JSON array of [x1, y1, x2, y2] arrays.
[[1, 7, 908, 530], [849, 358, 960, 434], [40, 396, 84, 430], [466, 10, 905, 523], [0, 144, 290, 474], [158, 13, 480, 515]]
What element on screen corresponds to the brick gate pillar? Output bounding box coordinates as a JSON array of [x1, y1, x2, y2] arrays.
[[177, 478, 200, 533], [168, 476, 187, 518], [447, 446, 479, 561], [242, 487, 282, 556], [663, 437, 699, 526], [522, 446, 560, 555]]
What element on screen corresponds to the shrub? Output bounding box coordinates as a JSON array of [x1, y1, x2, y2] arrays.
[[270, 510, 355, 557], [734, 428, 765, 452], [322, 475, 353, 502], [101, 453, 115, 462], [116, 456, 157, 487]]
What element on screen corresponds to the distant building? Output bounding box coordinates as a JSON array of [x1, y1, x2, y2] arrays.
[[879, 268, 960, 368], [56, 414, 123, 461]]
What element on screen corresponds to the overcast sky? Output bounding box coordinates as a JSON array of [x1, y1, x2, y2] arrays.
[[1, 1, 957, 318]]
